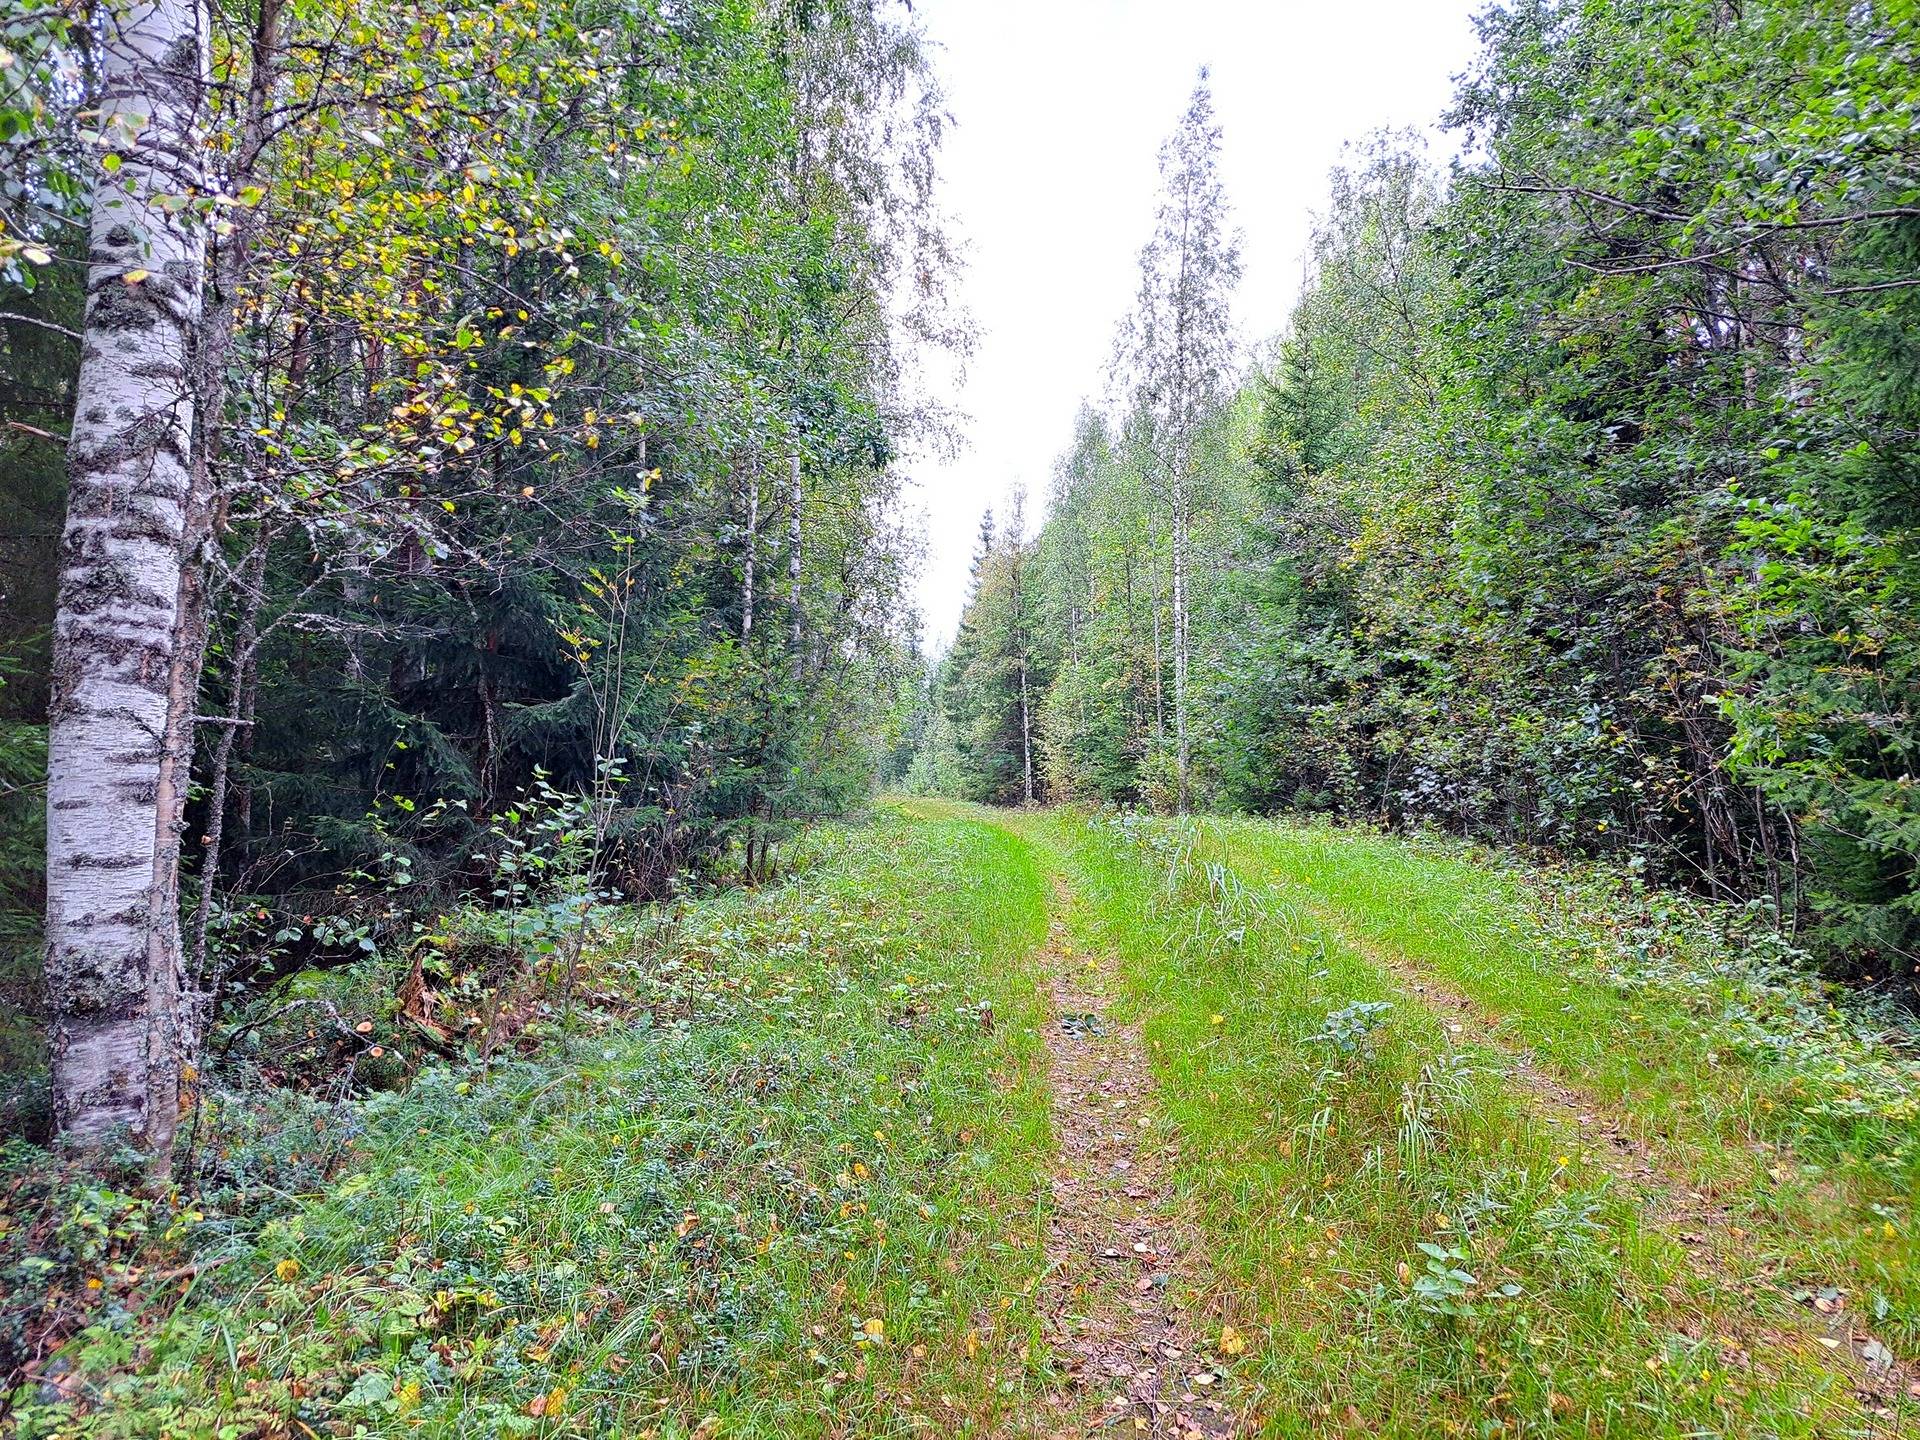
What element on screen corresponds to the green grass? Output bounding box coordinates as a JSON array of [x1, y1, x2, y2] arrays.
[[1205, 815, 1920, 1353], [956, 803, 1907, 1438], [11, 814, 1056, 1439], [14, 802, 1918, 1439]]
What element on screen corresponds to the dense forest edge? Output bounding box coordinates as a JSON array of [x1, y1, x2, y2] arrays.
[[3, 0, 1920, 1432], [3, 0, 950, 1148]]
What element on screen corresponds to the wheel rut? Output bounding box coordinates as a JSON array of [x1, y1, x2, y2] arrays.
[[1034, 877, 1241, 1439], [1280, 882, 1918, 1420]]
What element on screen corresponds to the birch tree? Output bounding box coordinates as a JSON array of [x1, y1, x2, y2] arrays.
[[44, 0, 210, 1159], [18, 0, 955, 1178], [1116, 74, 1240, 813], [1007, 488, 1036, 806]]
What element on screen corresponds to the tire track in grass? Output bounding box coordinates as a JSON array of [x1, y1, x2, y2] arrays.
[[908, 804, 1908, 1432], [1239, 859, 1920, 1423], [1034, 876, 1241, 1440], [1072, 811, 1873, 1433]]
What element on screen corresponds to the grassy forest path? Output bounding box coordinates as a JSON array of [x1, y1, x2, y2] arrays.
[[908, 799, 1918, 1438], [1032, 873, 1241, 1438], [1256, 865, 1912, 1384], [1200, 817, 1920, 1411], [19, 802, 1917, 1438], [1244, 856, 1920, 1420]]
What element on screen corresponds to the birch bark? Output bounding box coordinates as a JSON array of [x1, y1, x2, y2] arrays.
[[1117, 77, 1236, 816], [788, 451, 803, 677], [45, 0, 210, 1157], [741, 458, 759, 638]]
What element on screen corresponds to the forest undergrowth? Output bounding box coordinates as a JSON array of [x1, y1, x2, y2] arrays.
[[3, 816, 1056, 1438]]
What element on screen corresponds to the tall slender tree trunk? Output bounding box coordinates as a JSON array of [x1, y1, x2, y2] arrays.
[[158, 0, 282, 1076], [788, 450, 804, 678], [231, 610, 262, 857], [741, 456, 759, 639], [46, 0, 210, 1161], [1018, 654, 1034, 805], [187, 532, 269, 1053], [1150, 551, 1166, 746], [1006, 513, 1036, 807], [1171, 463, 1191, 814]]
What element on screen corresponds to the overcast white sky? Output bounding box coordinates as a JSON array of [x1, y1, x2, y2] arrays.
[[904, 0, 1484, 645]]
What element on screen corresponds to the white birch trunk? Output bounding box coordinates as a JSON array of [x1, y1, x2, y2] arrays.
[[788, 451, 803, 678], [1171, 462, 1190, 815], [45, 0, 209, 1158], [741, 458, 759, 638]]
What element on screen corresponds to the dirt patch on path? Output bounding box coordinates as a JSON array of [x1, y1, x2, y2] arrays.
[[1034, 879, 1241, 1439]]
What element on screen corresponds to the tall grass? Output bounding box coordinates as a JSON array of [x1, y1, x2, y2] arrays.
[[1211, 816, 1919, 1354]]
